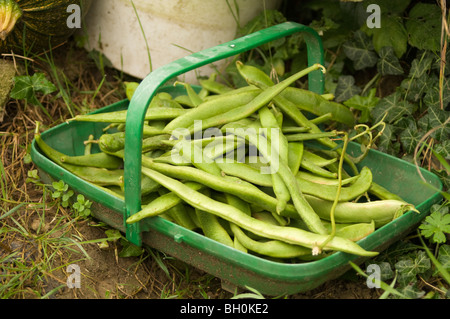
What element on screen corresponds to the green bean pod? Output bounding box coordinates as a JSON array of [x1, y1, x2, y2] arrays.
[[166, 203, 198, 231], [216, 160, 273, 187], [99, 132, 171, 154], [139, 157, 300, 218], [303, 194, 417, 228], [60, 152, 123, 169], [139, 166, 378, 257], [300, 157, 338, 179], [258, 105, 290, 214], [126, 182, 204, 224], [287, 142, 304, 176], [230, 225, 312, 259], [72, 107, 187, 123], [35, 134, 123, 187], [295, 166, 372, 202], [164, 89, 261, 132], [187, 64, 325, 136], [230, 128, 328, 235], [302, 150, 338, 167], [199, 78, 233, 95], [282, 87, 355, 127], [174, 81, 203, 107], [235, 61, 359, 175]]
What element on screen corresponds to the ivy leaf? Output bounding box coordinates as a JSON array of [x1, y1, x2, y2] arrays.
[[434, 140, 450, 161], [431, 168, 450, 191], [409, 52, 434, 78], [419, 210, 450, 244], [419, 105, 450, 142], [397, 283, 426, 299], [423, 77, 450, 109], [406, 3, 442, 52], [400, 73, 433, 103], [399, 127, 422, 155], [343, 30, 378, 70], [343, 88, 379, 123], [10, 73, 57, 105], [437, 245, 450, 273], [364, 14, 408, 58], [371, 91, 417, 124], [376, 123, 398, 154], [395, 251, 431, 286], [395, 259, 418, 286], [377, 46, 404, 75], [334, 75, 361, 102], [373, 261, 395, 281]]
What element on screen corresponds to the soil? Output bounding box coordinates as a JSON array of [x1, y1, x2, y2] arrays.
[[0, 42, 382, 300]]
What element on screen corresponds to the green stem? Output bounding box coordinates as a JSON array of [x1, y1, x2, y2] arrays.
[[317, 134, 348, 254]]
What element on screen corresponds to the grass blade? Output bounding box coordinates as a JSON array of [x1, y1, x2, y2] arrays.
[[0, 203, 25, 220], [418, 233, 450, 285]]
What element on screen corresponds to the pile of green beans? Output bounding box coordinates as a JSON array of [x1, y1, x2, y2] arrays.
[[36, 62, 418, 262]]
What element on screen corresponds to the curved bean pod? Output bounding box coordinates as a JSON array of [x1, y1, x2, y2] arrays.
[[230, 128, 328, 235], [139, 166, 378, 257], [303, 194, 417, 228], [72, 107, 187, 123], [295, 166, 372, 202], [164, 89, 261, 132], [126, 181, 204, 224], [60, 152, 123, 169]]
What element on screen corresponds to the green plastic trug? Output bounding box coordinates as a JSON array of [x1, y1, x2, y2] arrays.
[[123, 22, 325, 246]]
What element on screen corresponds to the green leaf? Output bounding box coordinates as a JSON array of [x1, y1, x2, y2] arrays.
[[409, 52, 434, 79], [437, 245, 450, 272], [26, 169, 40, 183], [395, 258, 418, 286], [419, 105, 450, 141], [52, 180, 65, 191], [372, 261, 395, 281], [124, 82, 139, 101], [406, 3, 442, 52], [371, 91, 417, 124], [10, 76, 35, 100], [397, 283, 426, 299], [334, 75, 361, 102], [31, 73, 57, 95], [399, 127, 422, 155], [62, 190, 74, 202], [395, 251, 431, 286], [343, 30, 378, 70], [52, 191, 61, 199], [105, 229, 122, 241], [118, 239, 144, 258], [419, 210, 450, 244], [434, 140, 450, 161], [377, 46, 404, 75], [400, 74, 433, 103], [376, 123, 398, 154], [10, 73, 57, 103], [423, 77, 450, 110], [364, 14, 408, 58], [343, 88, 379, 123]]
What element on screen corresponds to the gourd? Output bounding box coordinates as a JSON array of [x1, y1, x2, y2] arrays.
[[0, 0, 92, 54]]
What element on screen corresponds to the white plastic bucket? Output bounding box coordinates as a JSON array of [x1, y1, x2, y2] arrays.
[[83, 0, 281, 81]]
